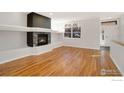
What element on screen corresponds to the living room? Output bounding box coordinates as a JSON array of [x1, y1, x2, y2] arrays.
[[0, 12, 124, 76], [0, 0, 124, 93]]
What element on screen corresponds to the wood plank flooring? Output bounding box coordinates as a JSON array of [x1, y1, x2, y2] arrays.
[[0, 46, 121, 76]]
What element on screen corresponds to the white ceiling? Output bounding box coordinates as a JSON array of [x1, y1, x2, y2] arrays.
[[38, 12, 124, 21]]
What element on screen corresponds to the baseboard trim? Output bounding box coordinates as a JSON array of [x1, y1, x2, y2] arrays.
[[63, 45, 100, 50], [31, 49, 53, 55], [0, 54, 31, 64]]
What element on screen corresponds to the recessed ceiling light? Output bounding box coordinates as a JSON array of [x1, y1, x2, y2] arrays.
[[49, 12, 53, 16]]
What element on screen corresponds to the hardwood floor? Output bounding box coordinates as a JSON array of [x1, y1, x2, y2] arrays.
[[0, 46, 121, 76]]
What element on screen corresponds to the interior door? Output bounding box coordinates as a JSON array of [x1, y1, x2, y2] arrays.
[[100, 24, 119, 47]]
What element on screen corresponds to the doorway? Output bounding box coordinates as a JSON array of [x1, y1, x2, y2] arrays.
[[100, 20, 119, 50]]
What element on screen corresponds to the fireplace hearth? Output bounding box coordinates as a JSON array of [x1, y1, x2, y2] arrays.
[[27, 32, 51, 47]]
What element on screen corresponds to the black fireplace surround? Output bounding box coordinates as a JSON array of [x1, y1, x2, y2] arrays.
[[27, 32, 51, 47], [27, 12, 51, 29], [27, 12, 51, 47]]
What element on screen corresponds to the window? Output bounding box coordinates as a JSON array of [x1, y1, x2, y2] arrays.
[[64, 24, 71, 38], [64, 23, 81, 38]]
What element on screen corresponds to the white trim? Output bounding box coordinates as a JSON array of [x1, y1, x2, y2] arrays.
[[0, 24, 62, 33], [31, 48, 53, 55], [63, 45, 100, 50], [0, 54, 31, 64], [52, 42, 64, 48]]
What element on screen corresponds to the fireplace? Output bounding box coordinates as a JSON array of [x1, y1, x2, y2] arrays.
[[37, 34, 48, 46], [27, 32, 51, 47]]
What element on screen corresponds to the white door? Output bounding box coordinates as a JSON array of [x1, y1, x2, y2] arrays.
[[100, 24, 119, 47]]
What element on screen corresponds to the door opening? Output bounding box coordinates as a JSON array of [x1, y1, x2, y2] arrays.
[[100, 19, 119, 51]]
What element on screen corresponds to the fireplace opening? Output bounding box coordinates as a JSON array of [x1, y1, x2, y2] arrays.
[[27, 32, 51, 47], [37, 34, 48, 46]]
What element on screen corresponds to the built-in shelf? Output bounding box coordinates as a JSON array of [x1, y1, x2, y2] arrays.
[[0, 25, 28, 32], [0, 25, 62, 33]]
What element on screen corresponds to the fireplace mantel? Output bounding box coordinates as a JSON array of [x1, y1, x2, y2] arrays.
[[0, 25, 62, 33]]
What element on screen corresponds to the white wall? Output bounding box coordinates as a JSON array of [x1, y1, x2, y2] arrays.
[[0, 12, 27, 26], [0, 31, 27, 51], [0, 12, 28, 51], [119, 15, 124, 41], [62, 18, 100, 49], [51, 20, 65, 32], [110, 42, 124, 76]]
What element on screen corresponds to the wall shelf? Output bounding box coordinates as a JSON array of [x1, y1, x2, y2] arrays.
[[0, 25, 28, 32], [0, 25, 62, 33]]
